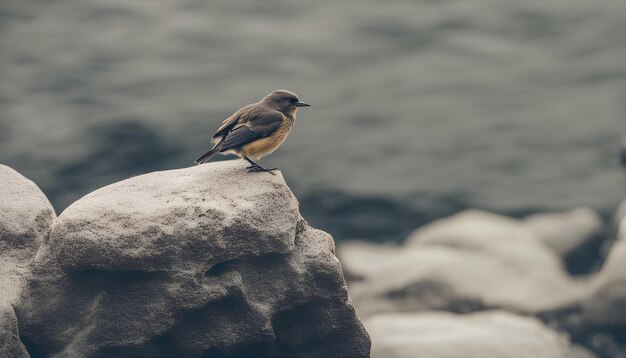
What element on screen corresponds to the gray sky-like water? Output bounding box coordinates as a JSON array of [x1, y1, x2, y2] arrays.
[[1, 0, 626, 241]]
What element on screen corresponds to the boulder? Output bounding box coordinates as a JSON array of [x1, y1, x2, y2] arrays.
[[16, 161, 370, 357], [0, 164, 56, 356], [365, 310, 592, 358], [340, 210, 586, 317], [521, 208, 603, 259]]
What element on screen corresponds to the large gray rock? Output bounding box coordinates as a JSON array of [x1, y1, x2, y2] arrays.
[[0, 164, 56, 356], [365, 310, 593, 358], [340, 210, 587, 317], [16, 161, 370, 357]]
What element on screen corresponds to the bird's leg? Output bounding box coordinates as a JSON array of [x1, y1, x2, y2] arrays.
[[243, 157, 278, 175]]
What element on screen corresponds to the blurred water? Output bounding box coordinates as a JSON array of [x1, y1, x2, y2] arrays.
[[1, 0, 626, 242]]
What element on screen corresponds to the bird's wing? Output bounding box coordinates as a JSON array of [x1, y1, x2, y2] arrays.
[[212, 114, 241, 139], [212, 104, 260, 139], [219, 111, 284, 151]]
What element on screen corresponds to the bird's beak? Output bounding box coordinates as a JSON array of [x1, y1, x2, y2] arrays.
[[295, 101, 311, 107]]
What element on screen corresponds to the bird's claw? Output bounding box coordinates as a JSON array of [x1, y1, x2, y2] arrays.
[[246, 165, 278, 175]]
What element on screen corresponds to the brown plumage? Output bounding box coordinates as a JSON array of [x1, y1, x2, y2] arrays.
[[195, 90, 310, 174]]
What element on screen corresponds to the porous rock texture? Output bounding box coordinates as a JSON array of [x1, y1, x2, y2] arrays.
[[15, 161, 370, 357], [0, 164, 56, 265], [365, 310, 594, 358], [0, 301, 29, 358], [0, 164, 56, 357], [340, 210, 587, 317]]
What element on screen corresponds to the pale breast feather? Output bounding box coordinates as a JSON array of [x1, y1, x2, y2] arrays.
[[240, 120, 293, 160]]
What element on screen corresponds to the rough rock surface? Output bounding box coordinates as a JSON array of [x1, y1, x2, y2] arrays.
[[522, 208, 603, 259], [0, 164, 56, 357], [0, 301, 29, 358], [365, 310, 593, 358], [0, 165, 56, 261], [16, 161, 370, 357], [340, 210, 587, 317]]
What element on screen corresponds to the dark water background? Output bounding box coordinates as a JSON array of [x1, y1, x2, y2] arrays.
[[2, 0, 626, 243]]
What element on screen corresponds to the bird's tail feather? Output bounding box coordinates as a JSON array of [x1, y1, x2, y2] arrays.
[[195, 140, 224, 165]]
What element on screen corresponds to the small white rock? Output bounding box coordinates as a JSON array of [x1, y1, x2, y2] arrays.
[[522, 208, 603, 258], [366, 310, 581, 358], [341, 210, 587, 317]]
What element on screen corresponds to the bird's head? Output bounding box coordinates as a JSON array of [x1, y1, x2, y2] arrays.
[[261, 90, 310, 116]]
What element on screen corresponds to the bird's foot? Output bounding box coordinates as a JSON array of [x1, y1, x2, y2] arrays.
[[246, 164, 278, 175]]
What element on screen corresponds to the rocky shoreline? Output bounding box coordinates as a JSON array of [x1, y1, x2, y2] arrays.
[[2, 160, 625, 357], [340, 208, 626, 357]]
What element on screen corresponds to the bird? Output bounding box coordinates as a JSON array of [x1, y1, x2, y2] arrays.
[[195, 90, 310, 174]]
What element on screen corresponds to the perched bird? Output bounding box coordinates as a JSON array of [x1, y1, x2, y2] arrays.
[[195, 90, 310, 174]]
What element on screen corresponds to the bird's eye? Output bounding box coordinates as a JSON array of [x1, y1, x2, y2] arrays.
[[289, 98, 297, 103]]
